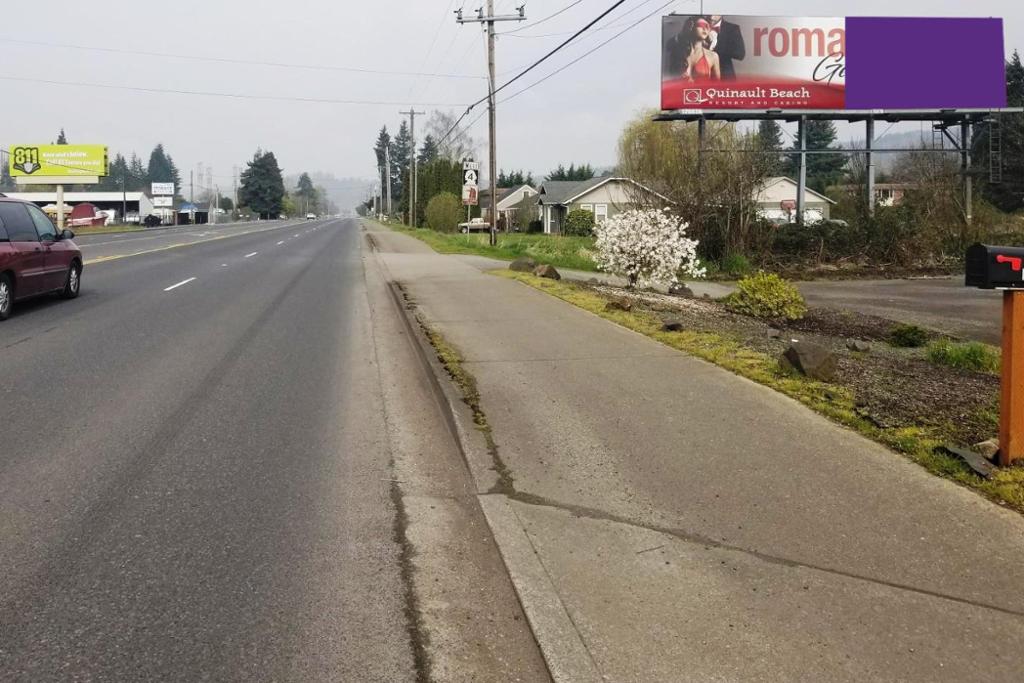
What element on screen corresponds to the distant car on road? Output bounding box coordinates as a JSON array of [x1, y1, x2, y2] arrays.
[[306, 213, 317, 220], [0, 197, 82, 321]]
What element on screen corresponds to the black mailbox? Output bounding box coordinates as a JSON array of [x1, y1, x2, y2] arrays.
[[966, 244, 1024, 289]]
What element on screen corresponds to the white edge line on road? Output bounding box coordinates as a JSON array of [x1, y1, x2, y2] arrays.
[[164, 277, 197, 292], [245, 252, 259, 258], [277, 241, 284, 245]]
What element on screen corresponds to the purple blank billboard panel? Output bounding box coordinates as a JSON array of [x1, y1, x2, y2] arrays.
[[845, 17, 1006, 109], [661, 15, 1007, 111]]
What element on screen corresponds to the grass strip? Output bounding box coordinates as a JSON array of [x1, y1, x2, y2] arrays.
[[496, 269, 1024, 512], [379, 221, 599, 272]]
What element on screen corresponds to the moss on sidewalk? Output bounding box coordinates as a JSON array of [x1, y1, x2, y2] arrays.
[[496, 270, 1024, 513]]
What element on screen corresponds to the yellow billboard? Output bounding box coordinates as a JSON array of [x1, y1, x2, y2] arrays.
[[8, 144, 108, 177]]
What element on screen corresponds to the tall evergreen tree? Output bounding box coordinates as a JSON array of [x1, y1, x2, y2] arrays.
[[56, 128, 68, 145], [418, 135, 439, 166], [98, 153, 130, 190], [757, 120, 785, 174], [296, 172, 316, 213], [785, 120, 847, 193], [391, 121, 412, 210], [128, 154, 147, 191], [239, 149, 285, 219], [147, 144, 175, 185]]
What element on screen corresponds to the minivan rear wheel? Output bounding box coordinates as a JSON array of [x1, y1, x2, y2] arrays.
[[0, 274, 12, 321], [60, 263, 81, 299]]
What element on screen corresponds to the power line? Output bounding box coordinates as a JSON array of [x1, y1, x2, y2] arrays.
[[500, 0, 679, 103], [501, 0, 662, 40], [0, 75, 468, 108], [502, 0, 588, 35], [437, 0, 631, 146], [491, 0, 629, 99], [0, 36, 484, 81]]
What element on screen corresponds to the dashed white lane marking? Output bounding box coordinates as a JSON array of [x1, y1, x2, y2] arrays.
[[245, 252, 259, 258], [293, 234, 299, 237], [277, 241, 285, 245], [164, 277, 197, 292], [221, 263, 228, 267]]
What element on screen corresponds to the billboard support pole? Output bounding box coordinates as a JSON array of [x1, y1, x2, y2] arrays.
[[961, 120, 973, 225], [796, 116, 807, 226], [56, 184, 64, 231], [866, 117, 876, 216]]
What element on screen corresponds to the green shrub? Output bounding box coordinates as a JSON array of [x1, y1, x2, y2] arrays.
[[564, 209, 596, 236], [926, 340, 1001, 374], [724, 272, 808, 321], [527, 219, 544, 234], [425, 192, 463, 233], [889, 324, 929, 348], [719, 253, 753, 277]]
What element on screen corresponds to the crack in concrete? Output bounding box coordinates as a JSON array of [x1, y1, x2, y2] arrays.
[[498, 491, 1024, 620]]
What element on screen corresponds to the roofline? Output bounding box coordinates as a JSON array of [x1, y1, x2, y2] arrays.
[[542, 177, 672, 205], [763, 177, 837, 205]]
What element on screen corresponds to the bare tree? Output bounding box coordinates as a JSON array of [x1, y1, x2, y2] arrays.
[[618, 112, 774, 259], [425, 110, 477, 162]]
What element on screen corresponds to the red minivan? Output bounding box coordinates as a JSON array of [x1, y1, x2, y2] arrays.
[[0, 197, 83, 321]]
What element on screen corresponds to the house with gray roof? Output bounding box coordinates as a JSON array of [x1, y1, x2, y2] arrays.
[[536, 176, 665, 234]]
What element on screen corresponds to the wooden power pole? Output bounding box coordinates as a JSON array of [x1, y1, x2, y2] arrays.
[[457, 2, 525, 245]]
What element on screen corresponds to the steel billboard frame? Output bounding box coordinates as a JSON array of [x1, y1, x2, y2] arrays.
[[654, 107, 1023, 224]]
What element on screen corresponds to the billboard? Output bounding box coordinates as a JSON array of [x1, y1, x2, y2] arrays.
[[153, 196, 174, 208], [661, 16, 1007, 111], [8, 144, 108, 177], [152, 182, 175, 196]]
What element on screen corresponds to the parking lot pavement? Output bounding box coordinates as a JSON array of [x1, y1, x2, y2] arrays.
[[798, 276, 1002, 343]]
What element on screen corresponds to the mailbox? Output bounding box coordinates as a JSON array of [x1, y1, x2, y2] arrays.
[[965, 244, 1024, 289]]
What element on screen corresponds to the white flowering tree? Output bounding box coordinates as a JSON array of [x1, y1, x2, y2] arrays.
[[593, 208, 704, 288]]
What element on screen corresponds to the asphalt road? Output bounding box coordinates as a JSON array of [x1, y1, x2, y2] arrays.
[[0, 218, 417, 680]]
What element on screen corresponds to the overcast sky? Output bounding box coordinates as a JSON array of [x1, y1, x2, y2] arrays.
[[2, 0, 1020, 194]]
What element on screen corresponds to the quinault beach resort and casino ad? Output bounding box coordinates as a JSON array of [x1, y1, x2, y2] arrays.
[[661, 15, 1007, 111]]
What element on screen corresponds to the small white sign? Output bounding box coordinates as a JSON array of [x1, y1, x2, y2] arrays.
[[464, 169, 478, 186], [153, 196, 174, 208], [463, 161, 480, 172], [462, 184, 478, 206], [151, 182, 175, 196]]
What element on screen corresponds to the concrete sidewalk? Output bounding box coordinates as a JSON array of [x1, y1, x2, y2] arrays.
[[367, 223, 1024, 682]]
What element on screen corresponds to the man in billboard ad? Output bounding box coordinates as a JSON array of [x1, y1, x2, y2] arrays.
[[662, 15, 845, 110]]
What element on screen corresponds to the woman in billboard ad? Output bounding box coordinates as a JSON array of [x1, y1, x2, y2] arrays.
[[680, 17, 721, 82], [662, 15, 846, 111]]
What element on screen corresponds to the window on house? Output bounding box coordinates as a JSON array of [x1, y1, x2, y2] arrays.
[[579, 204, 593, 214], [595, 204, 608, 224]]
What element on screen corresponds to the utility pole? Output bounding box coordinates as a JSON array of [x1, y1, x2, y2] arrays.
[[190, 170, 194, 225], [385, 144, 393, 217], [457, 3, 526, 246], [120, 176, 127, 226], [400, 109, 425, 227]]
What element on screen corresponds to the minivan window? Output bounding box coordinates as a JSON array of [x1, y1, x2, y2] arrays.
[[0, 215, 9, 242], [0, 203, 38, 242], [27, 205, 57, 241]]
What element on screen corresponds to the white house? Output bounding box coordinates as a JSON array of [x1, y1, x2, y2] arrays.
[[479, 184, 538, 225], [536, 177, 666, 234], [754, 177, 836, 224]]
